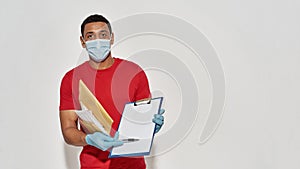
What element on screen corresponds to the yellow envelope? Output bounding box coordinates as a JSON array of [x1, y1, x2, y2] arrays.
[[78, 80, 113, 134]]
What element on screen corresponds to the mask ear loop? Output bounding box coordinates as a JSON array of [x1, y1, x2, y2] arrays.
[[109, 33, 113, 48], [109, 33, 112, 41]]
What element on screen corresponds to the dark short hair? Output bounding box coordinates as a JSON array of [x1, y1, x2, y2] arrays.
[[81, 14, 112, 37]]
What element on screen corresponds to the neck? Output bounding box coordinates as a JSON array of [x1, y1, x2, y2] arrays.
[[89, 54, 114, 70]]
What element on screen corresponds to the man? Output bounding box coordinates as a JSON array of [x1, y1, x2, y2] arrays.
[[59, 14, 165, 169]]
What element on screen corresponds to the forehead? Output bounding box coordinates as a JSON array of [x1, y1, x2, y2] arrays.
[[84, 22, 109, 33]]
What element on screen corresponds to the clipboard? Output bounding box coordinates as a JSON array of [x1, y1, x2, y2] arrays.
[[109, 97, 163, 158]]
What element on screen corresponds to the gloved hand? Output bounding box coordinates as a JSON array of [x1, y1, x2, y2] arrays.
[[152, 109, 165, 133], [85, 131, 123, 151]]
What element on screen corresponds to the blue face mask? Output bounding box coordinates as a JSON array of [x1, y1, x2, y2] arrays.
[[85, 39, 111, 62]]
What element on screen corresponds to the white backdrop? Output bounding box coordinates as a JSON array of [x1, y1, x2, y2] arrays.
[[0, 0, 300, 169]]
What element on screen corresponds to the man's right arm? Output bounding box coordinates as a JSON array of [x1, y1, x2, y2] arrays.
[[59, 110, 88, 146], [59, 72, 123, 150]]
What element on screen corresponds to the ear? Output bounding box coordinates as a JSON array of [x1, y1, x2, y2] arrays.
[[110, 32, 114, 45], [80, 36, 86, 48]]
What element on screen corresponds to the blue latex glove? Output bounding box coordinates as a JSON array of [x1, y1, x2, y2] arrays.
[[85, 131, 123, 151], [152, 109, 165, 133]]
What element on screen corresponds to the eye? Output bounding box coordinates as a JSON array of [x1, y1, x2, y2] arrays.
[[87, 34, 93, 39]]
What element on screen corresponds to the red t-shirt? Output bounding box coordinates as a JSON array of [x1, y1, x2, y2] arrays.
[[60, 58, 150, 169]]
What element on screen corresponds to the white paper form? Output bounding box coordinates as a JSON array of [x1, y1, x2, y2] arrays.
[[75, 102, 108, 135], [109, 97, 163, 158]]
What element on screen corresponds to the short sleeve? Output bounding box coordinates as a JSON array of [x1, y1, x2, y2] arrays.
[[132, 68, 151, 101], [59, 71, 76, 111]]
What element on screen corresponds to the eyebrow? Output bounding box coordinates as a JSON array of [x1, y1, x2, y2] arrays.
[[84, 30, 109, 37], [85, 32, 94, 36]]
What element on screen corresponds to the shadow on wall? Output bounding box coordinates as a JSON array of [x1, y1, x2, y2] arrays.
[[145, 144, 158, 169], [63, 143, 82, 169]]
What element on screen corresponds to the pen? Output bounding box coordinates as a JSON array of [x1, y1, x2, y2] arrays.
[[121, 138, 140, 143]]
